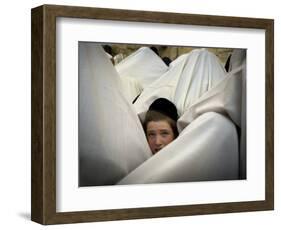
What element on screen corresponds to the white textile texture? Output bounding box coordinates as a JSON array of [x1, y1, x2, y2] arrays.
[[134, 48, 227, 121], [78, 43, 244, 186], [116, 47, 169, 102], [118, 112, 239, 184], [79, 43, 152, 186]]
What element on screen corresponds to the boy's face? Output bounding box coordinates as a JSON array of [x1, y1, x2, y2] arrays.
[[146, 120, 175, 154]]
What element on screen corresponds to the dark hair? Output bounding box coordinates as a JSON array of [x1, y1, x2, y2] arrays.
[[149, 98, 178, 122]]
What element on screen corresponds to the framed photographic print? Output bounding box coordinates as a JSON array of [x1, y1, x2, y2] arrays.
[[31, 4, 274, 224]]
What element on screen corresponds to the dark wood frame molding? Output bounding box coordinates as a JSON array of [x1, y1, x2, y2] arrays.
[[31, 4, 274, 224]]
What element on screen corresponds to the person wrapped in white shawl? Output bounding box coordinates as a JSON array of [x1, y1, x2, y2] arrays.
[[78, 43, 245, 186]]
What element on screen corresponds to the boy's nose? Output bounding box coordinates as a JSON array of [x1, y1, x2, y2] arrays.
[[155, 135, 163, 145]]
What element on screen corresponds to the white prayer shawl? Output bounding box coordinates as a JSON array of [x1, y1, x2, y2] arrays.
[[120, 76, 143, 103], [79, 43, 242, 186], [118, 51, 246, 185], [118, 112, 239, 184], [177, 64, 245, 131], [118, 65, 244, 184], [79, 43, 152, 186], [115, 47, 169, 102], [134, 48, 227, 120]]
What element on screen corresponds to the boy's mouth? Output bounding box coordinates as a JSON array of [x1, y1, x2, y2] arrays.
[[154, 148, 162, 153]]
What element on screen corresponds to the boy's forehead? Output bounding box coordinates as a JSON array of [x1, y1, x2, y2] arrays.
[[147, 120, 172, 130]]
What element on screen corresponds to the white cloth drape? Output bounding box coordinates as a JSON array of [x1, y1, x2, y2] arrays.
[[177, 64, 245, 132], [115, 47, 169, 102], [118, 112, 239, 184], [118, 64, 245, 184], [79, 43, 152, 186], [79, 43, 243, 186], [134, 48, 227, 121]]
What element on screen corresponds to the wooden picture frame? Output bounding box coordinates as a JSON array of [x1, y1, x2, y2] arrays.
[[31, 4, 274, 224]]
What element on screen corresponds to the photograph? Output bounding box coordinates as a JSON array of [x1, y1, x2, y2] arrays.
[[31, 4, 273, 224], [78, 43, 247, 186]]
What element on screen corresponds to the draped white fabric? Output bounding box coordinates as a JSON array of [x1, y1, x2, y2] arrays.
[[118, 65, 244, 184], [115, 47, 169, 102], [79, 43, 243, 186], [79, 43, 152, 186], [134, 48, 227, 121], [177, 64, 245, 132], [118, 112, 239, 184]]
